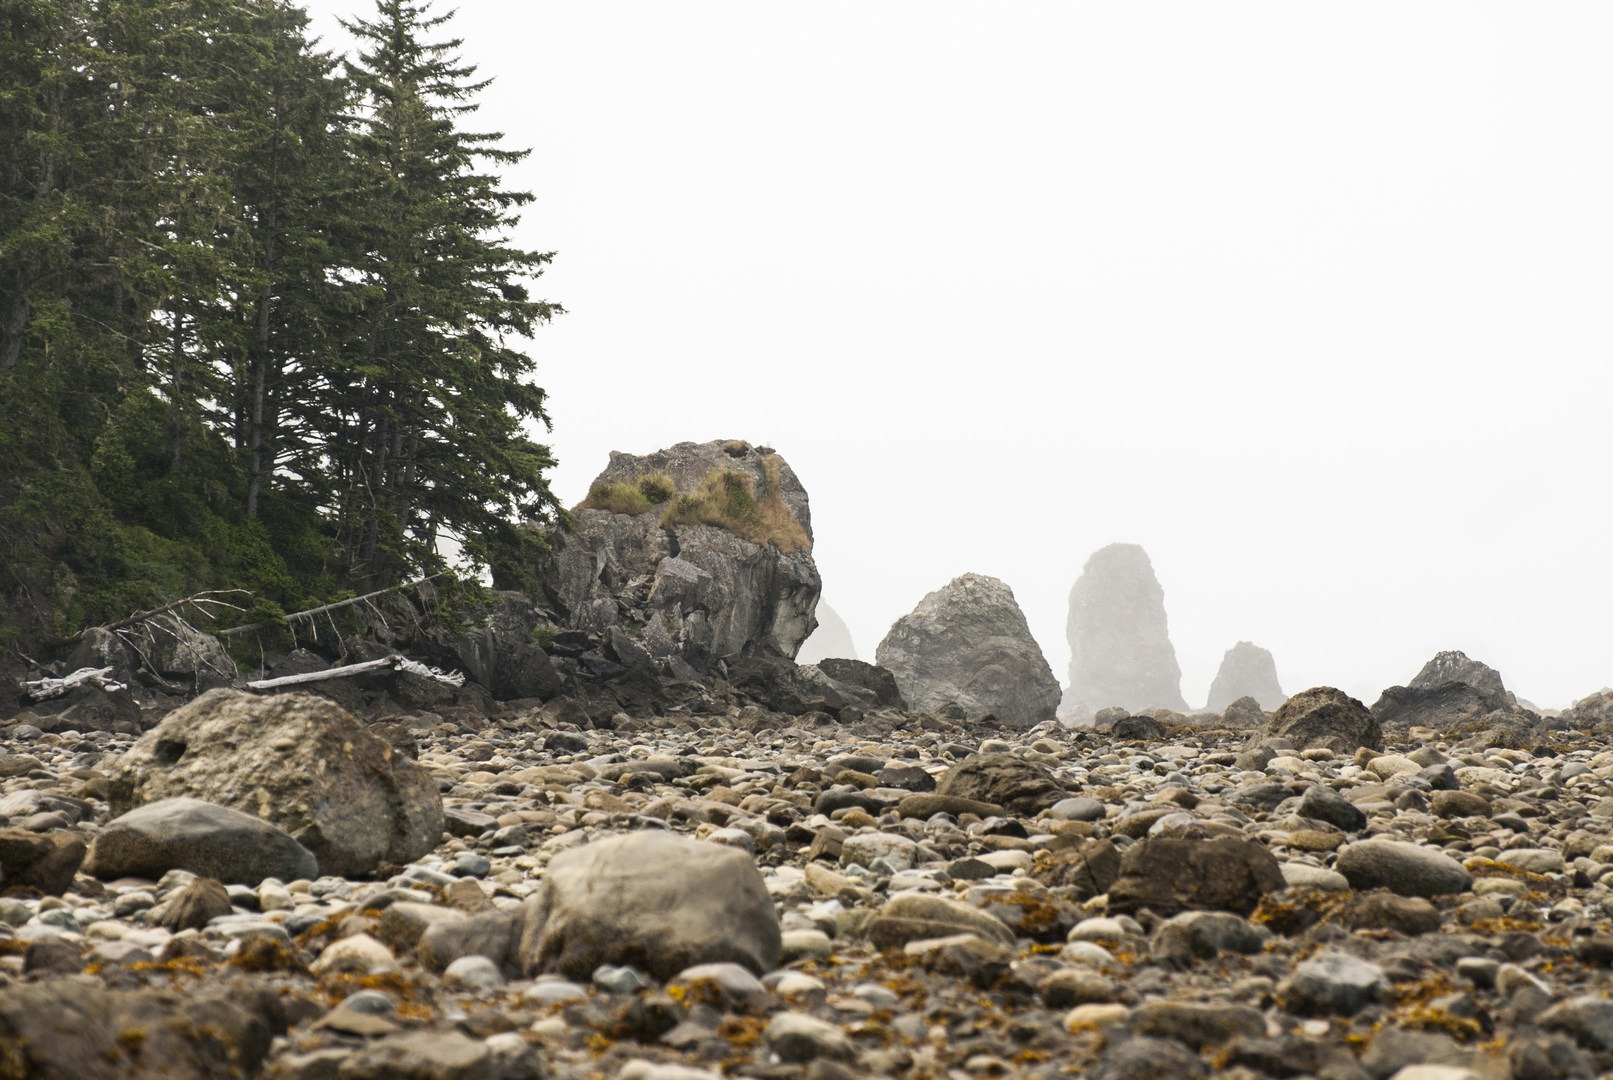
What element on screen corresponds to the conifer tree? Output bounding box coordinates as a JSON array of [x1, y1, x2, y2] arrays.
[[332, 0, 563, 584]]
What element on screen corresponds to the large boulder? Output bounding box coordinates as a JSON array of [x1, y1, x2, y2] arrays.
[[1263, 686, 1381, 753], [1064, 544, 1189, 716], [875, 574, 1059, 728], [105, 689, 443, 877], [518, 830, 781, 980], [1205, 641, 1285, 712], [85, 797, 319, 885], [538, 440, 820, 668]]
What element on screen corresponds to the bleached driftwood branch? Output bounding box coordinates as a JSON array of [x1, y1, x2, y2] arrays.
[[219, 575, 445, 638], [55, 590, 252, 645], [24, 666, 128, 701], [245, 654, 464, 692]]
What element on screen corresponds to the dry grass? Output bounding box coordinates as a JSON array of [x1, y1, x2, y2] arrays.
[[578, 472, 677, 516], [579, 459, 808, 552]]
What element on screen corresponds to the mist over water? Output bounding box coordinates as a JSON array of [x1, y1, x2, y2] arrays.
[[298, 1, 1613, 709]]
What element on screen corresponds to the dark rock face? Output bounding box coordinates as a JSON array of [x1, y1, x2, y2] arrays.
[[1065, 544, 1188, 716], [1264, 686, 1381, 753], [797, 601, 858, 664], [813, 659, 905, 711], [451, 592, 562, 701], [106, 690, 443, 877], [1205, 641, 1285, 712], [875, 574, 1060, 728], [1372, 651, 1537, 742], [538, 440, 820, 668]]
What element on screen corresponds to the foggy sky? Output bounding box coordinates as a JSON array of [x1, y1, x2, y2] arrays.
[[298, 1, 1613, 708]]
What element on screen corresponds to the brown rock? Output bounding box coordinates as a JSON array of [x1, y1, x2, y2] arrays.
[[0, 827, 86, 895], [1107, 836, 1285, 917]]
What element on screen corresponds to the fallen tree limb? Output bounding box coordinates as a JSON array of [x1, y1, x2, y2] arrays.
[[245, 653, 464, 692], [219, 575, 446, 638], [24, 666, 127, 701], [53, 590, 252, 646]]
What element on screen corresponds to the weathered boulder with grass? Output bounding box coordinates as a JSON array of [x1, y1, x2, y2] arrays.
[[537, 440, 821, 669]]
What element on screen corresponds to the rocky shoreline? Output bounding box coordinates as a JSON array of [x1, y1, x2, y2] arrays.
[[4, 684, 1613, 1079]]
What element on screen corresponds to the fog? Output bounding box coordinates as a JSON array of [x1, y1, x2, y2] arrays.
[[298, 1, 1613, 709]]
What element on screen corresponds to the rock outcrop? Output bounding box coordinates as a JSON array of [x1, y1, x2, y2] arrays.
[[1371, 651, 1537, 744], [1205, 641, 1285, 712], [1064, 544, 1188, 716], [797, 601, 857, 664], [538, 440, 820, 669], [875, 574, 1060, 728], [1408, 650, 1512, 701], [106, 689, 443, 877]]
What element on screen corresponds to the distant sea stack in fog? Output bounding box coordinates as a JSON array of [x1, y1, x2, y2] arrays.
[[1205, 641, 1285, 712], [797, 602, 857, 664], [876, 573, 1060, 728], [1065, 544, 1188, 715]]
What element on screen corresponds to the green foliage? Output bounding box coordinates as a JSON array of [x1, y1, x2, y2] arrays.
[[0, 0, 561, 657]]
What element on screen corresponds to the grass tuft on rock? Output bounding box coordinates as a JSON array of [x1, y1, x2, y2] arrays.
[[579, 461, 809, 552], [579, 472, 678, 516]]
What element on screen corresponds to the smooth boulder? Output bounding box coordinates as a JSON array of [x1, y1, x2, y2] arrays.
[[518, 830, 781, 980], [86, 797, 318, 885], [1335, 839, 1473, 898], [105, 689, 443, 877], [876, 574, 1060, 728]]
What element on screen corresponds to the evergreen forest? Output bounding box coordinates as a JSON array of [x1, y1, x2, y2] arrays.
[[0, 0, 563, 658]]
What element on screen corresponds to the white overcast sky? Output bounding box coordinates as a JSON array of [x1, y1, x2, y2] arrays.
[[299, 1, 1612, 709]]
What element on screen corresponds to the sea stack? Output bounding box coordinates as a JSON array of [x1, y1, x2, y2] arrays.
[[1065, 543, 1188, 715]]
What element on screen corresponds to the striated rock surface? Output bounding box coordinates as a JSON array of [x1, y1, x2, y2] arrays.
[[876, 574, 1059, 728], [797, 601, 858, 664], [538, 440, 820, 668], [1064, 544, 1188, 716], [1205, 641, 1285, 712], [106, 690, 443, 877]]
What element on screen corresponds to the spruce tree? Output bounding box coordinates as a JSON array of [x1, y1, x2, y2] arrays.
[[333, 0, 563, 585]]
